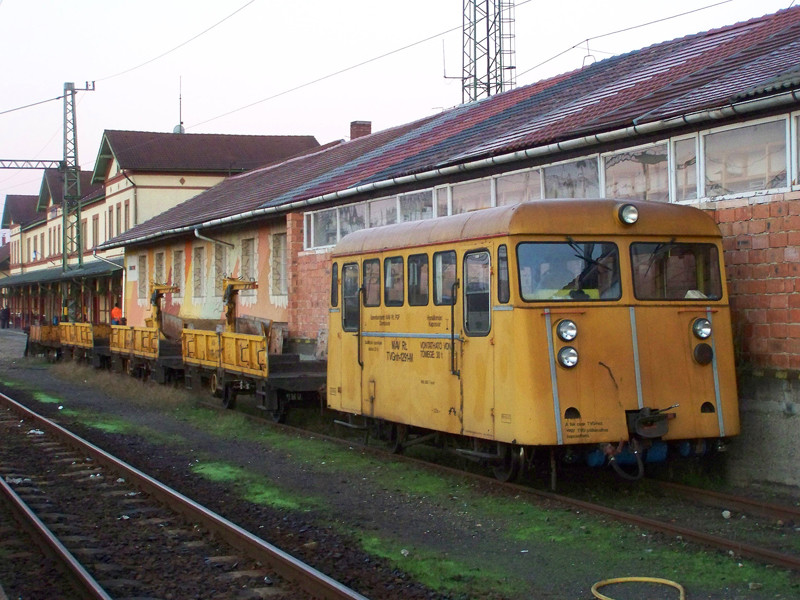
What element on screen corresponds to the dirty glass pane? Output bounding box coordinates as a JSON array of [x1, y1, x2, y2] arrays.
[[408, 254, 429, 306], [517, 242, 620, 302], [496, 170, 541, 206], [312, 208, 338, 247], [497, 245, 509, 303], [384, 256, 404, 306], [631, 242, 722, 301], [433, 250, 457, 305], [363, 259, 381, 307], [452, 180, 491, 214], [604, 145, 668, 202], [543, 158, 599, 198], [674, 138, 697, 201], [399, 190, 433, 222], [339, 204, 366, 237], [463, 251, 491, 336], [342, 263, 360, 332], [704, 120, 786, 196], [369, 197, 397, 227]]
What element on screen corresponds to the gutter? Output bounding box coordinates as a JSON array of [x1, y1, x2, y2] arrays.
[[100, 89, 800, 250], [194, 228, 234, 248]]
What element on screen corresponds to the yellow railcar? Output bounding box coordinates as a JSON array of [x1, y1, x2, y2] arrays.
[[327, 199, 740, 480]]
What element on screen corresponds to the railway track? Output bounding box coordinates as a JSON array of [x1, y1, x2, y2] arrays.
[[0, 391, 368, 600]]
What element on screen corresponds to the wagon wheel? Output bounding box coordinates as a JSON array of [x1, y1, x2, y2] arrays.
[[391, 423, 408, 454], [222, 383, 237, 410], [270, 394, 287, 423], [492, 443, 522, 482], [209, 372, 222, 398]]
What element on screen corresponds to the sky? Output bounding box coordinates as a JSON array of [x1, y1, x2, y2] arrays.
[[0, 0, 796, 235]]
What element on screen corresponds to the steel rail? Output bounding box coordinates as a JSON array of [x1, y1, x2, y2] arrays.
[[0, 475, 113, 600], [652, 480, 800, 523], [0, 391, 369, 600]]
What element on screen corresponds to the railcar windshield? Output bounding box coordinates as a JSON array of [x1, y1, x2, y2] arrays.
[[517, 241, 621, 301], [631, 242, 722, 301]]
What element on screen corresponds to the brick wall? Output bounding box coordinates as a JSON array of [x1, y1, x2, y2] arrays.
[[286, 212, 331, 341], [709, 192, 800, 372]]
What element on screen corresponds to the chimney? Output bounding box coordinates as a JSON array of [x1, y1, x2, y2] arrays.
[[350, 120, 372, 140]]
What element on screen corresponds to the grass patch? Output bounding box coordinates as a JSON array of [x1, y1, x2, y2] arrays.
[[33, 392, 62, 404], [190, 460, 319, 511], [359, 534, 519, 598]]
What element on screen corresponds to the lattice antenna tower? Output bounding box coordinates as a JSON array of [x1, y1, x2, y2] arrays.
[[61, 81, 95, 270], [462, 0, 516, 103]]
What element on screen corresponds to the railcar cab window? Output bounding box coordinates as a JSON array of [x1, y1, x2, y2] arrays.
[[330, 263, 339, 307], [408, 254, 429, 306], [631, 242, 722, 300], [342, 263, 360, 332], [433, 251, 457, 305], [363, 259, 380, 307], [497, 245, 510, 304], [517, 242, 620, 301], [464, 250, 491, 335], [384, 257, 404, 306]]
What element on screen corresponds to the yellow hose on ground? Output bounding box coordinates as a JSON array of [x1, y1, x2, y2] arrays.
[[591, 577, 686, 600]]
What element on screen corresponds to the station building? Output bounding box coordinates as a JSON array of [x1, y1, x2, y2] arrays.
[[98, 6, 800, 488], [1, 131, 319, 327]]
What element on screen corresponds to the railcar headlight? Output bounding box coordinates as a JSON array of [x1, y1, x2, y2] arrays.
[[557, 346, 579, 368], [618, 203, 639, 224], [556, 319, 577, 341], [692, 318, 712, 339]]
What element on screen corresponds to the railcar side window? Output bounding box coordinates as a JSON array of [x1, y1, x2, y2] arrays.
[[408, 254, 429, 306], [363, 259, 380, 307], [631, 242, 722, 300], [384, 257, 404, 306], [498, 245, 510, 304], [464, 250, 491, 335], [517, 242, 620, 301], [342, 263, 360, 332], [330, 262, 339, 307], [433, 251, 457, 305]]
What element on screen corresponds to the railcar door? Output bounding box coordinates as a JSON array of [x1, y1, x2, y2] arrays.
[[338, 262, 364, 413], [460, 247, 495, 439]]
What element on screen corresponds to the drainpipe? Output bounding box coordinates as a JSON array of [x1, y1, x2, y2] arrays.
[[194, 228, 234, 248], [122, 171, 138, 226]]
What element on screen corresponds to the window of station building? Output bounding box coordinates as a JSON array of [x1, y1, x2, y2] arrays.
[[137, 255, 148, 299], [342, 263, 360, 332], [674, 137, 698, 201], [384, 256, 404, 306], [496, 170, 542, 206], [330, 262, 339, 307], [270, 234, 287, 296], [543, 157, 599, 198], [498, 245, 510, 303], [408, 254, 429, 306], [92, 216, 99, 249], [452, 179, 491, 214], [124, 200, 130, 231], [214, 244, 227, 296], [368, 197, 397, 228], [604, 144, 668, 202], [172, 250, 184, 297], [363, 259, 380, 307], [193, 247, 205, 297], [433, 250, 457, 305], [312, 208, 338, 248], [155, 252, 165, 283], [339, 204, 366, 238], [399, 190, 433, 222], [704, 119, 787, 197], [435, 187, 449, 217]]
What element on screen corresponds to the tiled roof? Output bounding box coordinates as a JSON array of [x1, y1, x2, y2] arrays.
[[0, 243, 10, 267], [103, 6, 800, 248], [1, 195, 42, 229], [91, 130, 320, 183], [38, 169, 104, 210]]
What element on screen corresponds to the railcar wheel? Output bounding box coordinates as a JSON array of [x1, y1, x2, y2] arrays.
[[492, 443, 522, 482], [391, 424, 408, 454]]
